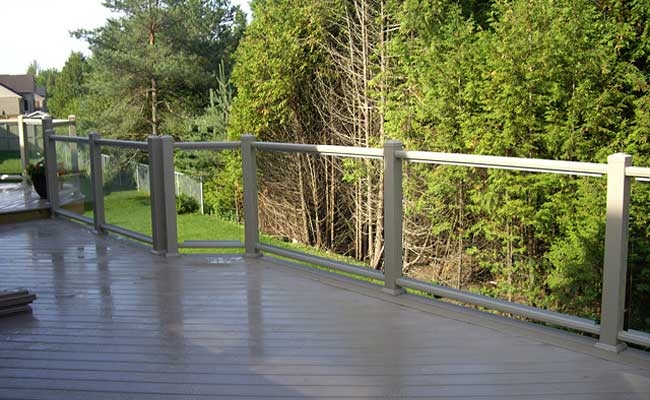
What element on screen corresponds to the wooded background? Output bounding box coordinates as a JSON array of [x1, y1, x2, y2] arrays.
[[32, 0, 650, 331]]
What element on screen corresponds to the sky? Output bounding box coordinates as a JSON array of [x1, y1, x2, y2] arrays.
[[0, 0, 251, 75]]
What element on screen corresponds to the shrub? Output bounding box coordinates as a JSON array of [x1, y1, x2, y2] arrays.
[[176, 193, 199, 214]]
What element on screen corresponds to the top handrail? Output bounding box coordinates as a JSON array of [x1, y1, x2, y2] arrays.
[[253, 142, 384, 159], [175, 141, 241, 150], [0, 118, 75, 127], [38, 131, 650, 179], [49, 135, 89, 144], [95, 138, 149, 150], [397, 150, 608, 177]]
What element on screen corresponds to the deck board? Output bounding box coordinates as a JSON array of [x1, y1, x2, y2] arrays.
[[0, 219, 649, 399]]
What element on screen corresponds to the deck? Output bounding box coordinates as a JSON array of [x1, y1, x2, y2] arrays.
[[0, 182, 48, 214], [0, 219, 649, 399]]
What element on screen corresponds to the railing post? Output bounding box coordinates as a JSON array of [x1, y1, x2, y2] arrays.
[[241, 134, 260, 256], [42, 117, 58, 211], [17, 115, 29, 182], [383, 139, 405, 295], [148, 135, 178, 256], [88, 132, 105, 233], [161, 136, 178, 255], [596, 153, 632, 352]]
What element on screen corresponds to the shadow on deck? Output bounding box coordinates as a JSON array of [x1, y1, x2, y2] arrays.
[[0, 218, 649, 399]]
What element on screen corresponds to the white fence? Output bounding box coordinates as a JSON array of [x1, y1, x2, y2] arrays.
[[133, 161, 204, 214], [56, 141, 204, 214]]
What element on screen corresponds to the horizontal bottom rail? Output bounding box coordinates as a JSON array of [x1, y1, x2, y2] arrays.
[[396, 277, 600, 335], [101, 223, 153, 244], [54, 208, 94, 225], [618, 329, 650, 348], [179, 240, 244, 249], [256, 243, 384, 281]]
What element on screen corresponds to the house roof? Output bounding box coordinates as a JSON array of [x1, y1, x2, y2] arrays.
[[0, 82, 22, 98], [0, 74, 35, 94]]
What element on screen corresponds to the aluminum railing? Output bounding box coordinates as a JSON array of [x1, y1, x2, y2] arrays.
[[0, 115, 76, 179], [42, 116, 650, 352]]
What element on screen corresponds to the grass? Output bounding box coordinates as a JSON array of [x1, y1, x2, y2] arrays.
[[0, 151, 22, 174], [85, 190, 382, 283]]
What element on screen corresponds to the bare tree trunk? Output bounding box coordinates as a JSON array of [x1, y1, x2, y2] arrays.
[[151, 78, 158, 135], [148, 9, 158, 136], [298, 155, 310, 244], [457, 183, 463, 289]]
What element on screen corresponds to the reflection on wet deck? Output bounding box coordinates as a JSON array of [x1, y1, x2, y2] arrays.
[[0, 219, 649, 399]]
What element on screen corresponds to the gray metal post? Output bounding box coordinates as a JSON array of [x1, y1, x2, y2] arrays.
[[42, 117, 59, 211], [596, 153, 632, 352], [88, 132, 105, 233], [383, 140, 405, 295], [241, 134, 260, 256], [148, 135, 178, 256], [148, 136, 165, 254], [17, 115, 28, 181], [161, 135, 178, 255]]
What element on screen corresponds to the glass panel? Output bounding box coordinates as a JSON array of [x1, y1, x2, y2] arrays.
[[627, 179, 650, 334], [174, 149, 244, 253], [27, 123, 43, 165], [55, 141, 93, 219], [257, 151, 380, 275], [101, 146, 152, 237], [402, 163, 606, 322], [0, 122, 21, 174]]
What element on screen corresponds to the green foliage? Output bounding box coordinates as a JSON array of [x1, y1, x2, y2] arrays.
[[176, 193, 199, 214], [229, 0, 328, 141], [26, 60, 59, 103], [47, 52, 90, 119], [386, 0, 650, 324], [75, 0, 246, 138], [26, 160, 45, 178], [230, 0, 650, 330]]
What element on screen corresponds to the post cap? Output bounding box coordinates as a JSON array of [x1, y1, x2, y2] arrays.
[[607, 153, 632, 166], [384, 139, 403, 149]]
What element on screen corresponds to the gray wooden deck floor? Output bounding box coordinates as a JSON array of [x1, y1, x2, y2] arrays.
[[0, 183, 48, 214], [0, 219, 649, 399]]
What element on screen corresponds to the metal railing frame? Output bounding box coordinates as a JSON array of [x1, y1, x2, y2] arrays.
[[0, 115, 76, 181], [43, 126, 650, 352]]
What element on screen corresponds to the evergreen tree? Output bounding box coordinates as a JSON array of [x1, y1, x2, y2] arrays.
[[47, 53, 90, 118], [76, 0, 245, 138]]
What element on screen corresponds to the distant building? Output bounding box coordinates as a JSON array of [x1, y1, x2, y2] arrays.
[[0, 74, 46, 118]]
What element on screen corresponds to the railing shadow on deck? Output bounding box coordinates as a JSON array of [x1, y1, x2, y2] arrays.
[[37, 116, 650, 353]]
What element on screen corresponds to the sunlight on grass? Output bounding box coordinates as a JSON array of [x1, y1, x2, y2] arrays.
[[87, 190, 383, 283], [0, 151, 22, 174]]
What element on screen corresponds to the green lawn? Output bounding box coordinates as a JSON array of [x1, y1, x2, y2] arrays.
[[0, 151, 22, 174], [86, 190, 380, 283]]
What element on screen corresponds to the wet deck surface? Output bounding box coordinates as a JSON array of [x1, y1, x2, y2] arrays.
[[0, 219, 649, 399], [0, 183, 48, 214]]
